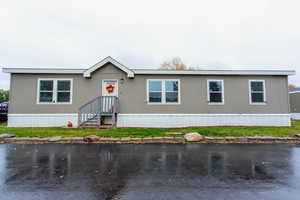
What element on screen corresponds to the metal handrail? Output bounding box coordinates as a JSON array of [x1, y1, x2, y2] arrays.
[[78, 96, 100, 110], [78, 96, 119, 126]]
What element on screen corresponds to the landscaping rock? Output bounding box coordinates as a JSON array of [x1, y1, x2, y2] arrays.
[[184, 132, 205, 142], [130, 137, 143, 141], [121, 137, 131, 141], [0, 133, 15, 138], [164, 132, 183, 135], [83, 135, 100, 142], [104, 138, 119, 141], [48, 136, 62, 142], [61, 137, 83, 141], [172, 137, 185, 143], [293, 134, 300, 138], [143, 137, 153, 141]]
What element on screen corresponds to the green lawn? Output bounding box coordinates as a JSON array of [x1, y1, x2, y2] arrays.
[[0, 121, 300, 138]]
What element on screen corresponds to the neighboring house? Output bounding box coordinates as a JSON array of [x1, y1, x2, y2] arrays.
[[2, 56, 295, 127], [289, 88, 300, 120]]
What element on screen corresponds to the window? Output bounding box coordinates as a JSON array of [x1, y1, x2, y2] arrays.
[[147, 79, 180, 104], [165, 80, 179, 103], [148, 80, 162, 103], [39, 80, 54, 103], [249, 80, 265, 104], [207, 80, 224, 104], [38, 79, 72, 104], [57, 80, 71, 102]]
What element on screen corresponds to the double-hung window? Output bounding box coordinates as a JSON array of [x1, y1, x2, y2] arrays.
[[39, 80, 54, 103], [148, 80, 162, 103], [165, 80, 179, 103], [207, 80, 224, 104], [57, 80, 72, 103], [38, 79, 72, 104], [147, 79, 180, 104], [249, 80, 266, 104]]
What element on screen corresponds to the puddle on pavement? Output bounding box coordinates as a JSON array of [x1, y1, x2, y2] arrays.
[[0, 143, 300, 200]]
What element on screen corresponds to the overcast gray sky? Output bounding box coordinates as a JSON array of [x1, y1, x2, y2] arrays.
[[1, 0, 299, 90]]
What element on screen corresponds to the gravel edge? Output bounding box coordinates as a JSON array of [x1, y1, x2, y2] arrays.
[[1, 136, 300, 144]]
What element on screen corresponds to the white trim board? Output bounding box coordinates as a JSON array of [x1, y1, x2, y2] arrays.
[[117, 113, 291, 127], [3, 68, 295, 76], [2, 68, 84, 74], [7, 113, 78, 127], [119, 113, 290, 116], [133, 69, 295, 76]]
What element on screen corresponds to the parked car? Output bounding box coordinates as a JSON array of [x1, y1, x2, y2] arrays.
[[0, 102, 8, 122]]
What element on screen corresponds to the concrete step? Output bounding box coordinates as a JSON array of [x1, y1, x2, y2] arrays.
[[79, 126, 99, 129], [80, 124, 113, 129], [84, 121, 99, 124], [80, 122, 98, 127], [99, 125, 113, 129], [85, 119, 99, 122]]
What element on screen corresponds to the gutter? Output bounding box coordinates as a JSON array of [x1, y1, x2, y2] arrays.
[[2, 67, 296, 76]]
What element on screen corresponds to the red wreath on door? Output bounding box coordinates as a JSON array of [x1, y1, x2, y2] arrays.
[[106, 84, 115, 94]]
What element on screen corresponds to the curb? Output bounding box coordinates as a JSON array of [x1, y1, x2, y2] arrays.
[[1, 136, 300, 144]]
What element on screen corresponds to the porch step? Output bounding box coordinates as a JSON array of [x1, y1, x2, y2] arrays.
[[85, 120, 99, 123], [83, 123, 99, 125], [99, 124, 113, 129], [78, 96, 119, 129], [80, 124, 113, 129]]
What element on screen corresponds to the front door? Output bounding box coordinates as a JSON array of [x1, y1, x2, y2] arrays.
[[102, 80, 118, 96], [101, 80, 118, 125]]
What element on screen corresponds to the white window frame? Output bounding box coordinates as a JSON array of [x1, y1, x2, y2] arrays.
[[207, 79, 224, 105], [37, 78, 73, 104], [147, 79, 181, 105], [249, 80, 266, 105]]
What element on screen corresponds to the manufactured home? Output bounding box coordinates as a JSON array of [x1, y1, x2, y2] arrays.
[[3, 57, 295, 127], [289, 88, 300, 120]]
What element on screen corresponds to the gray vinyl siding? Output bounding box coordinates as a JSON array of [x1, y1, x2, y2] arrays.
[[290, 93, 300, 113], [9, 63, 290, 114]]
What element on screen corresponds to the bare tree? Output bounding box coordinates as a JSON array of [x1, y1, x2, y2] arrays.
[[160, 57, 193, 70]]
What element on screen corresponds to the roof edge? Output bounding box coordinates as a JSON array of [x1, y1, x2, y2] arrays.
[[289, 88, 300, 94], [2, 68, 85, 74], [133, 69, 296, 76], [2, 64, 296, 76]]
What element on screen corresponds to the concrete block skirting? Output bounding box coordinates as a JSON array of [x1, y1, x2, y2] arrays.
[[117, 114, 291, 128], [7, 113, 291, 127]]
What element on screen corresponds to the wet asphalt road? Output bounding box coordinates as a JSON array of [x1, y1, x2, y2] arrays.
[[0, 143, 300, 200]]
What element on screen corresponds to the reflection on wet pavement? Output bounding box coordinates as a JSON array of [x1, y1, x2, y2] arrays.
[[0, 144, 300, 200]]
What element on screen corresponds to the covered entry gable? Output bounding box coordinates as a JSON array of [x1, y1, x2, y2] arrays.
[[83, 56, 135, 78]]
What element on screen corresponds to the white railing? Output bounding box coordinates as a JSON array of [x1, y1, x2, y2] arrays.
[[78, 96, 119, 126]]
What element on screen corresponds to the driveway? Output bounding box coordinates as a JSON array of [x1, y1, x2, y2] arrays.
[[0, 143, 299, 200]]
